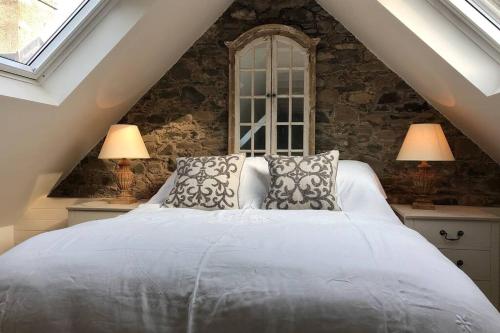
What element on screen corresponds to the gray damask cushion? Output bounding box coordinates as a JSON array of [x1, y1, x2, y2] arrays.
[[262, 150, 340, 210], [163, 154, 245, 210]]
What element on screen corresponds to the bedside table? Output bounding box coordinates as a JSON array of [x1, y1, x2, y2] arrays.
[[392, 204, 500, 308], [67, 200, 143, 227]]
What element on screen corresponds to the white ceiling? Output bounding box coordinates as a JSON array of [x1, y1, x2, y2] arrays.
[[0, 0, 498, 231]]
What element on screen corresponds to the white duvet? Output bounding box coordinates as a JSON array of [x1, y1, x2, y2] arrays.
[[0, 206, 499, 332]]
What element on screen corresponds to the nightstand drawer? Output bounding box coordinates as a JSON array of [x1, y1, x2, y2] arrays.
[[412, 220, 491, 250], [67, 200, 141, 227], [392, 205, 500, 309], [440, 249, 491, 281]]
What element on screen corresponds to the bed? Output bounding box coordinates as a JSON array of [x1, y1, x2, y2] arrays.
[[0, 159, 498, 332]]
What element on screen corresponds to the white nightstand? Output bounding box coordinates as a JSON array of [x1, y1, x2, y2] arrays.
[[67, 200, 143, 227], [392, 204, 500, 308]]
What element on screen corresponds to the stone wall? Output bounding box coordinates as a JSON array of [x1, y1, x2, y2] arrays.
[[51, 0, 500, 206]]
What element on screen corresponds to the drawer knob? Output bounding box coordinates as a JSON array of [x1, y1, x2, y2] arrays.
[[439, 229, 464, 241], [456, 260, 464, 268]]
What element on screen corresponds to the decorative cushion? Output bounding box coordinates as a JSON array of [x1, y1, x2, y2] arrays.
[[163, 154, 245, 210], [262, 150, 340, 210]]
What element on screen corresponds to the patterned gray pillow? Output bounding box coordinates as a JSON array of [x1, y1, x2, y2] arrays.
[[163, 154, 245, 210], [262, 150, 340, 210]]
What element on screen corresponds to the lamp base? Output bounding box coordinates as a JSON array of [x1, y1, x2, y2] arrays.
[[112, 158, 137, 204], [411, 161, 436, 210]]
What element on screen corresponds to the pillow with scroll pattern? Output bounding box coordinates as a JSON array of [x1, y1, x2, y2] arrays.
[[163, 154, 245, 210], [263, 150, 340, 210]]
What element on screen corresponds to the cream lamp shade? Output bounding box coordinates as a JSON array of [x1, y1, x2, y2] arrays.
[[397, 124, 454, 161], [98, 125, 150, 159]]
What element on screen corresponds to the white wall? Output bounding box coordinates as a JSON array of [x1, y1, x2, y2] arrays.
[[0, 0, 233, 243], [14, 197, 82, 245]]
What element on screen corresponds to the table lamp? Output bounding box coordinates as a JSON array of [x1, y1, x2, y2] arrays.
[[98, 124, 150, 203], [397, 123, 455, 210]]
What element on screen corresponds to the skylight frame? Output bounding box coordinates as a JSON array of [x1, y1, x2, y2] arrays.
[[465, 0, 500, 30], [0, 0, 112, 81], [434, 0, 500, 60]]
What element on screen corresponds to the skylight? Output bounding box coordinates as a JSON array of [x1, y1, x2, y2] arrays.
[[443, 0, 500, 51], [0, 0, 110, 79], [467, 0, 500, 30], [0, 0, 84, 64]]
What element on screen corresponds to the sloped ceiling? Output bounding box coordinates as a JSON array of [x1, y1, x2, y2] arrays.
[[0, 0, 499, 231], [318, 0, 500, 163], [0, 0, 233, 228]]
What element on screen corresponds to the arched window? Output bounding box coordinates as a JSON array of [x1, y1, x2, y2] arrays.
[[226, 24, 319, 156]]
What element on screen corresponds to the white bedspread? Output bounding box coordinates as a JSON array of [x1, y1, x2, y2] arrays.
[[0, 206, 498, 332]]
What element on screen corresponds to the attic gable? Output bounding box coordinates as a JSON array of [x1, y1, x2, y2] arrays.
[[51, 0, 500, 207]]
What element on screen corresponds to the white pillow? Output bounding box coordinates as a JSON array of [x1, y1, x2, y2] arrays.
[[236, 158, 388, 212], [337, 160, 387, 199], [336, 160, 391, 215], [149, 158, 389, 213], [148, 172, 176, 204], [148, 158, 270, 208], [238, 157, 270, 209]]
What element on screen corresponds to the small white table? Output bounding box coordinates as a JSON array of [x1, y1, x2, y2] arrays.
[[392, 204, 500, 308], [67, 200, 143, 226]]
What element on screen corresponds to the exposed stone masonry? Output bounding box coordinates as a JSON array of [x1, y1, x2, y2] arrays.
[[51, 0, 500, 206]]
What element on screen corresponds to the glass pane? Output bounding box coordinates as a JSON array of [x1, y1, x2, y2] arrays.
[[240, 71, 251, 96], [277, 42, 290, 67], [254, 152, 265, 157], [254, 71, 266, 96], [292, 49, 305, 67], [277, 70, 289, 95], [240, 50, 252, 69], [254, 99, 266, 123], [240, 126, 251, 150], [292, 70, 304, 95], [0, 0, 85, 64], [240, 99, 251, 123], [277, 125, 289, 150], [277, 98, 289, 122], [291, 151, 303, 156], [292, 125, 303, 150], [292, 98, 304, 122], [277, 151, 288, 156], [255, 44, 267, 69], [244, 152, 252, 157], [254, 126, 266, 150]]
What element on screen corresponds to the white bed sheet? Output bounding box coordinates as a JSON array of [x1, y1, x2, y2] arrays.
[[0, 206, 498, 332]]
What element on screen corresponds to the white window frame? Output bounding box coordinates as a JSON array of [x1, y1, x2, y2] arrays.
[[271, 35, 310, 156], [226, 24, 319, 156], [0, 0, 113, 81], [234, 37, 273, 157], [431, 0, 500, 62], [234, 36, 311, 157]]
